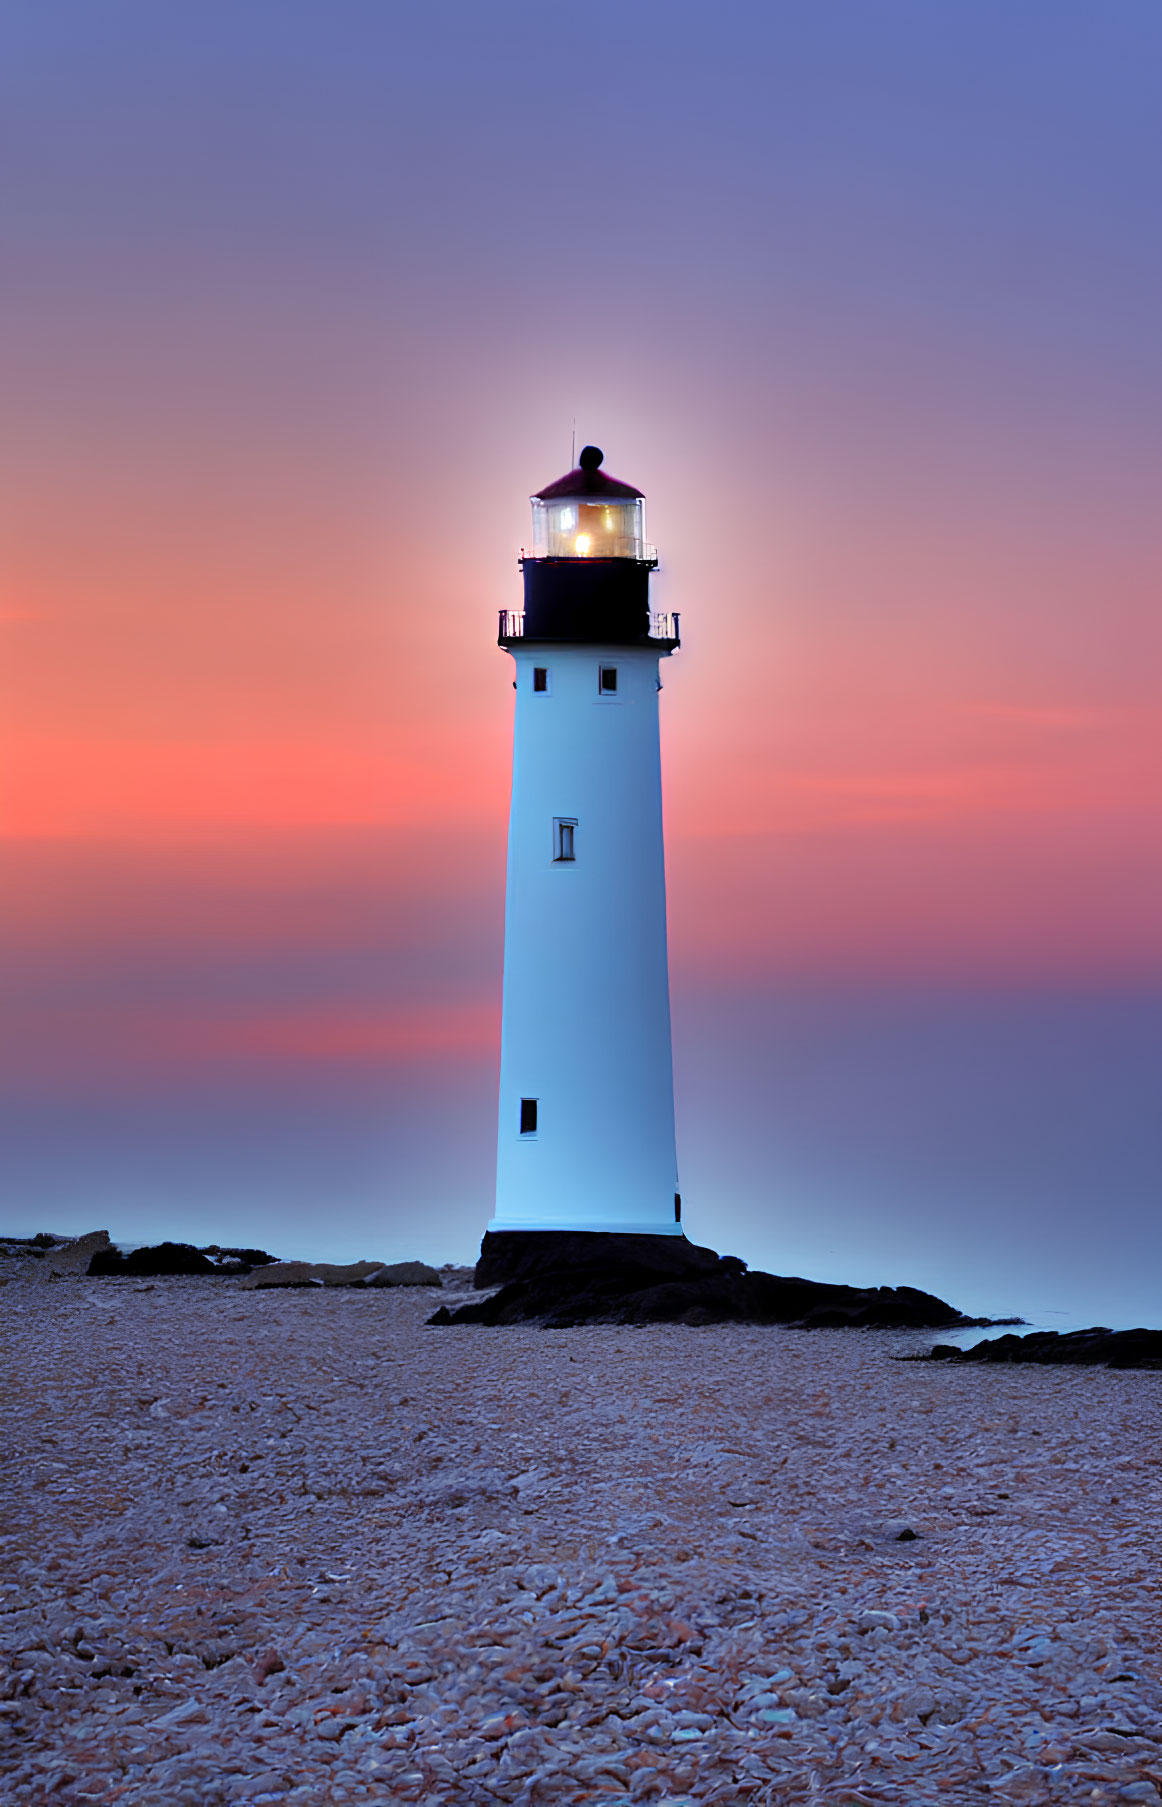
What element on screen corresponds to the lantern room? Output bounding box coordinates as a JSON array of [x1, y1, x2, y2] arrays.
[[530, 445, 646, 561]]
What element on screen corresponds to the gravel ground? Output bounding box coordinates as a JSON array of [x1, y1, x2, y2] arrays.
[[2, 1273, 1160, 1806]]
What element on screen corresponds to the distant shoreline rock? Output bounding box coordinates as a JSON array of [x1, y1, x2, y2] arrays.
[[0, 1235, 442, 1289], [920, 1327, 1162, 1370], [242, 1259, 442, 1290], [89, 1241, 278, 1277], [45, 1230, 112, 1276], [428, 1230, 1009, 1331]]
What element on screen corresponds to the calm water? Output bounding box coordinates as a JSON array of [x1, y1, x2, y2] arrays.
[[934, 1313, 1142, 1349], [6, 988, 1159, 1337]]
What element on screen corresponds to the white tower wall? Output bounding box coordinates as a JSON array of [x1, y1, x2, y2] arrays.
[[492, 642, 680, 1234]]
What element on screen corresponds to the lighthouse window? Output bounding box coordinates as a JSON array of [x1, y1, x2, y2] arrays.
[[533, 667, 548, 692], [599, 666, 618, 694], [519, 1098, 538, 1135], [553, 817, 577, 862]]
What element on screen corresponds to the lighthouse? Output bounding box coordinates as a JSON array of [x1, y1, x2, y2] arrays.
[[491, 446, 682, 1238]]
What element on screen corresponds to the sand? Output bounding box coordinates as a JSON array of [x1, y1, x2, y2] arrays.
[[2, 1273, 1160, 1805]]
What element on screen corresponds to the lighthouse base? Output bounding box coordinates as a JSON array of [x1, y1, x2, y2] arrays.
[[486, 1217, 683, 1239], [474, 1228, 733, 1291]]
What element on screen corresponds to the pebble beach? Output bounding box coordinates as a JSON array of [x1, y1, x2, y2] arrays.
[[3, 1272, 1160, 1806]]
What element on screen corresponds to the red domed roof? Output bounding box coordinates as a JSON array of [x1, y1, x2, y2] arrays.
[[534, 445, 643, 501]]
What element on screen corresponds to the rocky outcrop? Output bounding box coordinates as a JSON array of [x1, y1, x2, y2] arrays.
[[364, 1262, 443, 1288], [88, 1242, 219, 1277], [428, 1231, 989, 1330], [202, 1246, 278, 1269], [0, 1231, 114, 1278], [1, 1234, 440, 1288], [46, 1231, 112, 1276], [924, 1327, 1162, 1370], [241, 1260, 385, 1289], [86, 1242, 279, 1276], [241, 1259, 442, 1290]]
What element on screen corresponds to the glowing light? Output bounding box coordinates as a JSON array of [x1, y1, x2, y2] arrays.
[[574, 534, 591, 556]]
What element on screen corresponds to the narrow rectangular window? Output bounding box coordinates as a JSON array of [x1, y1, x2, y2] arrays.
[[553, 817, 577, 861], [599, 666, 618, 694], [533, 667, 548, 692], [520, 1098, 538, 1135], [674, 1192, 682, 1224]]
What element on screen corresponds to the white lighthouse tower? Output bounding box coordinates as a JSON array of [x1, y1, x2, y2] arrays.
[[491, 446, 682, 1238]]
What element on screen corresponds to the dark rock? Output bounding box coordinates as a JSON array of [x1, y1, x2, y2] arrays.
[[474, 1229, 732, 1289], [240, 1259, 385, 1290], [921, 1327, 1162, 1371], [43, 1231, 112, 1276], [88, 1242, 217, 1277], [429, 1231, 989, 1330], [213, 1246, 277, 1267], [364, 1261, 442, 1288], [254, 1649, 286, 1684], [85, 1242, 291, 1278], [6, 1233, 276, 1277]]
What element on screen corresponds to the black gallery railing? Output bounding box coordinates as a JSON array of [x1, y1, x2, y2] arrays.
[[498, 610, 680, 644]]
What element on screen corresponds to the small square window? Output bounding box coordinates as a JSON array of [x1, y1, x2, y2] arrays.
[[599, 666, 618, 694], [553, 817, 577, 862], [533, 667, 548, 692], [519, 1098, 538, 1135]]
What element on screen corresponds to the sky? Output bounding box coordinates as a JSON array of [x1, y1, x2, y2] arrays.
[[2, 2, 1160, 1324]]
